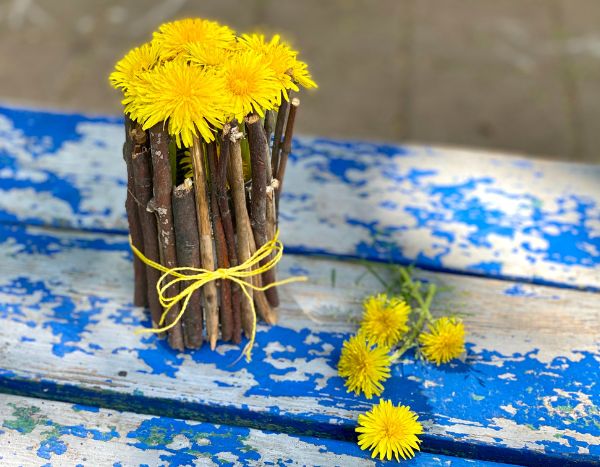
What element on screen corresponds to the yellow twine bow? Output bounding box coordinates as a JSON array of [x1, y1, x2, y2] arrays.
[[129, 230, 307, 362]]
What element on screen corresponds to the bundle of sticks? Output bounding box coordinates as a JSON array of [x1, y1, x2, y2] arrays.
[[123, 98, 300, 351]]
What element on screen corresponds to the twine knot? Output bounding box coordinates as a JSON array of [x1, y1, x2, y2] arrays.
[[130, 230, 307, 361]]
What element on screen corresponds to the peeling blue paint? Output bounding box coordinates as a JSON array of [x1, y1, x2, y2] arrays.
[[0, 105, 598, 291], [504, 284, 536, 297], [72, 404, 100, 413], [37, 437, 67, 460], [0, 105, 598, 466]]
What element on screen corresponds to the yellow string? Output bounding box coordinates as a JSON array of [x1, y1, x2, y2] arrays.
[[129, 230, 307, 362]]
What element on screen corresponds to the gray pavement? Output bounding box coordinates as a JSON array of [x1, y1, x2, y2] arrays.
[[0, 0, 598, 162]]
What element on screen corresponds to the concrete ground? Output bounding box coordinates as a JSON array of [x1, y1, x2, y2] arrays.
[[0, 0, 598, 163]]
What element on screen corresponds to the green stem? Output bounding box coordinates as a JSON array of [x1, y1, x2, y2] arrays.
[[364, 263, 388, 290], [390, 268, 437, 361]]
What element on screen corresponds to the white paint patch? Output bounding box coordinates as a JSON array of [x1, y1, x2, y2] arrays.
[[500, 404, 518, 416]]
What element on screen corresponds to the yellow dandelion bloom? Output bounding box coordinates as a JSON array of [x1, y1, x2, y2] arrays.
[[419, 317, 466, 365], [356, 399, 423, 461], [121, 70, 154, 123], [291, 59, 317, 89], [239, 33, 317, 101], [153, 18, 236, 60], [133, 60, 226, 146], [185, 41, 233, 68], [338, 334, 392, 399], [221, 49, 282, 122], [359, 294, 410, 348], [109, 42, 160, 91], [238, 33, 298, 96]]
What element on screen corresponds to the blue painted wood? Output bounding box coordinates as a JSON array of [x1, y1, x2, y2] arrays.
[[0, 105, 598, 290], [2, 394, 513, 466], [0, 224, 597, 465]]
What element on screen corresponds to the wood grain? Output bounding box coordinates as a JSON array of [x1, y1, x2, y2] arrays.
[[0, 394, 511, 466], [148, 123, 184, 350], [0, 106, 598, 290], [172, 178, 203, 349], [190, 136, 219, 350], [0, 224, 597, 465]]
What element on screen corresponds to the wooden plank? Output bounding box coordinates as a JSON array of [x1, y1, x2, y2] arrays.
[[0, 105, 598, 289], [2, 394, 509, 466], [0, 224, 597, 465]]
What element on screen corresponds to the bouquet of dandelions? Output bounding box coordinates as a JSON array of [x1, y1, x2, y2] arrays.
[[338, 266, 467, 462], [109, 18, 316, 360]]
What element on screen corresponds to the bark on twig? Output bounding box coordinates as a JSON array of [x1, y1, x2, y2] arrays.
[[227, 124, 255, 337], [148, 123, 184, 351], [265, 179, 278, 261], [173, 178, 203, 349], [264, 109, 275, 149], [191, 136, 220, 350], [276, 97, 300, 209], [207, 141, 233, 342], [246, 113, 280, 307], [271, 94, 289, 177], [217, 126, 242, 344], [130, 127, 163, 332], [123, 117, 147, 308], [244, 213, 277, 325]]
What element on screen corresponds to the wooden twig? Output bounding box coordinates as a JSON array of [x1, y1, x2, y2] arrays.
[[244, 214, 277, 325], [130, 127, 162, 332], [191, 136, 219, 350], [207, 141, 233, 342], [265, 179, 278, 266], [271, 94, 289, 177], [227, 123, 255, 337], [276, 97, 300, 209], [217, 125, 242, 344], [246, 113, 279, 307], [123, 117, 147, 308], [148, 123, 184, 351], [261, 118, 279, 310], [172, 178, 203, 349], [264, 109, 275, 148]]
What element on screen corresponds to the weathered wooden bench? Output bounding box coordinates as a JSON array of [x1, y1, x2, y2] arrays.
[[0, 105, 598, 466]]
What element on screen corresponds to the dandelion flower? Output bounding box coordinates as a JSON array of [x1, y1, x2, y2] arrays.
[[356, 399, 423, 461], [186, 41, 233, 68], [133, 60, 226, 146], [121, 70, 154, 124], [338, 334, 391, 399], [359, 294, 410, 348], [153, 18, 236, 60], [239, 33, 298, 96], [239, 33, 317, 98], [221, 49, 282, 122], [419, 317, 466, 365], [109, 42, 160, 91], [291, 59, 317, 89]]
